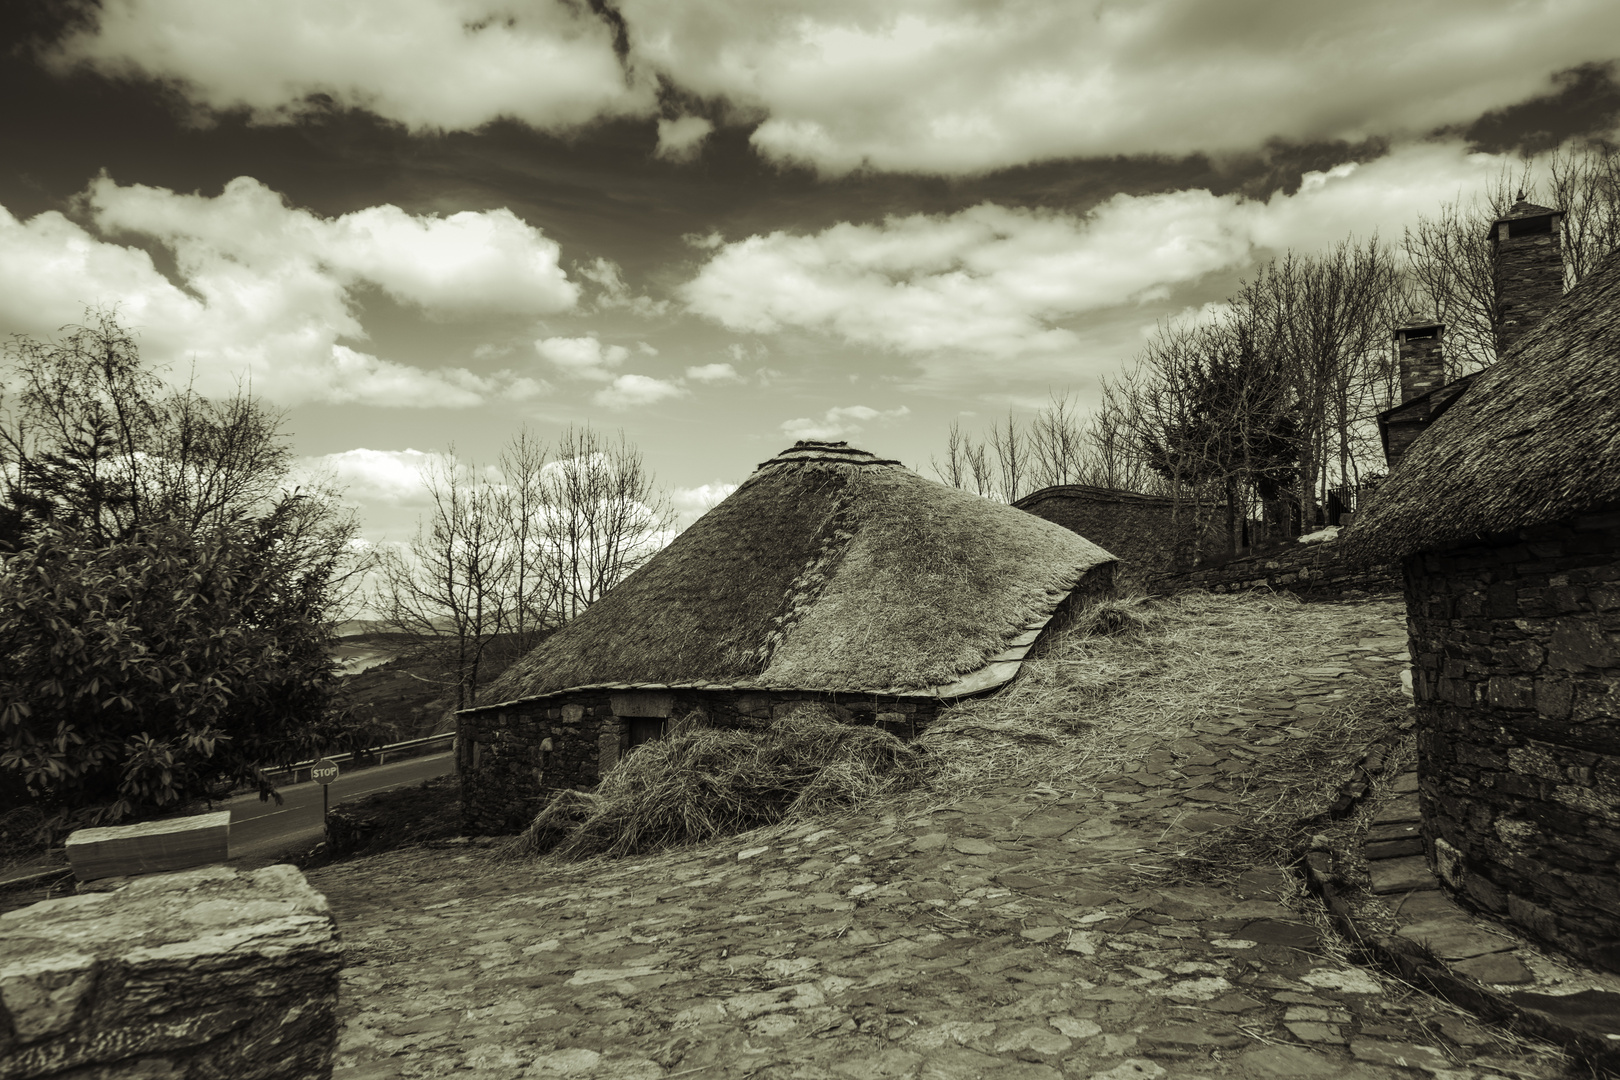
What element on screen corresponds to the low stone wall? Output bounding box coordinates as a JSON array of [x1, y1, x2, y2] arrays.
[[1015, 486, 1227, 586], [0, 863, 342, 1079], [1153, 536, 1400, 600], [1403, 504, 1620, 972], [459, 689, 945, 834]]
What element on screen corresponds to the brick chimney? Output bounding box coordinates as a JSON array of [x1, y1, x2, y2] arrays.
[[1489, 199, 1564, 358], [1394, 321, 1444, 404]]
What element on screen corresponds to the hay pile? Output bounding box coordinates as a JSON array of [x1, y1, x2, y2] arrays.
[[502, 712, 923, 861]]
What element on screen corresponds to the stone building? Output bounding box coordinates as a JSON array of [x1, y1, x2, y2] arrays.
[[1350, 243, 1620, 972], [1014, 485, 1227, 586], [458, 441, 1117, 833]]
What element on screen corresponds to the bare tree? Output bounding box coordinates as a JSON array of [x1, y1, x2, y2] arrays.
[[988, 412, 1028, 503], [373, 426, 671, 706], [374, 451, 514, 710], [1028, 393, 1086, 490], [1547, 140, 1620, 285], [930, 420, 969, 490], [1401, 164, 1523, 375], [497, 427, 557, 661], [534, 426, 672, 621]]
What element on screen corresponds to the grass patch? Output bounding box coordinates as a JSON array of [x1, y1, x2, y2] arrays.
[[500, 713, 924, 862], [922, 591, 1391, 795]]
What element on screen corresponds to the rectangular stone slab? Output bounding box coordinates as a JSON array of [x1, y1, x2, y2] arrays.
[[1370, 795, 1421, 826], [0, 863, 341, 1078], [65, 811, 230, 882], [1369, 855, 1439, 894]]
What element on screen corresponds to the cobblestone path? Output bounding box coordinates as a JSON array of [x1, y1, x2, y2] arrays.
[[310, 600, 1570, 1080]]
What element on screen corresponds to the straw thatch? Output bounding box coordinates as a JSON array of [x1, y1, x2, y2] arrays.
[[1350, 248, 1620, 562], [475, 441, 1115, 708]]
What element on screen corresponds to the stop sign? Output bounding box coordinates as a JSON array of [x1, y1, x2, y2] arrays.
[[310, 758, 339, 784]]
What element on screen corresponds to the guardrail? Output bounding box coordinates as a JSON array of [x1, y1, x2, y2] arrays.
[[264, 732, 455, 785]]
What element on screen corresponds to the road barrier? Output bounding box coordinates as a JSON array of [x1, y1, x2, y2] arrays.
[[264, 732, 455, 785]]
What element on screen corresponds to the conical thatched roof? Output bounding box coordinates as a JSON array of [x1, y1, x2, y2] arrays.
[[468, 441, 1116, 711], [1350, 249, 1620, 562]]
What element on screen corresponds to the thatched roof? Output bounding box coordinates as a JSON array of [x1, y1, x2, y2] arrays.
[[1350, 248, 1620, 562], [467, 441, 1116, 712]]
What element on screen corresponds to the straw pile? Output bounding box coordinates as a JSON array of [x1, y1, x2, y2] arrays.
[[501, 711, 923, 861]]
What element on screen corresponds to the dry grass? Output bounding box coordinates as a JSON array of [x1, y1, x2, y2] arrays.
[[500, 712, 923, 862], [920, 591, 1391, 796], [501, 589, 1406, 871]]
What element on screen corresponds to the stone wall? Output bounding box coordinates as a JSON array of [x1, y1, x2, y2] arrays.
[[1154, 535, 1400, 600], [1015, 486, 1228, 586], [0, 863, 342, 1079], [1403, 503, 1620, 972], [458, 689, 948, 834]]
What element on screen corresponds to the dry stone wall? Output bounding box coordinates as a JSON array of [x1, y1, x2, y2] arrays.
[[1403, 504, 1620, 972], [1015, 486, 1227, 586], [459, 689, 945, 834], [1155, 537, 1400, 600], [0, 863, 342, 1079]]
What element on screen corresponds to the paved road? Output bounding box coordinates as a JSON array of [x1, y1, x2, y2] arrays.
[[228, 752, 455, 862]]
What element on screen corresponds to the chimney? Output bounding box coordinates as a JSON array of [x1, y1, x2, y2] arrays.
[[1381, 319, 1445, 471], [1489, 198, 1564, 358], [1394, 321, 1444, 404]]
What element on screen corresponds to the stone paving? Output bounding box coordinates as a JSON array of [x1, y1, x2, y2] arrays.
[[308, 600, 1577, 1080]]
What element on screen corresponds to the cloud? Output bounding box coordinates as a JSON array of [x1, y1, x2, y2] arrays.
[[575, 257, 670, 317], [684, 362, 742, 383], [0, 177, 568, 406], [535, 335, 629, 382], [623, 0, 1620, 174], [46, 2, 1620, 174], [299, 448, 446, 507], [48, 0, 652, 132], [671, 481, 739, 528], [780, 404, 910, 441], [592, 374, 687, 410], [656, 115, 715, 161], [683, 140, 1512, 373]]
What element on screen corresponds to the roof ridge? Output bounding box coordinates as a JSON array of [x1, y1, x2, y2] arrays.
[[757, 440, 902, 471]]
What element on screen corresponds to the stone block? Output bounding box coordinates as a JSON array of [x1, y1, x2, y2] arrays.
[[1549, 619, 1618, 670], [1486, 676, 1534, 710], [1369, 856, 1439, 895], [65, 811, 230, 882], [610, 691, 674, 718], [0, 864, 341, 1079]]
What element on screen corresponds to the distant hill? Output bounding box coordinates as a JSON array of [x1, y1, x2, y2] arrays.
[[328, 630, 549, 742]]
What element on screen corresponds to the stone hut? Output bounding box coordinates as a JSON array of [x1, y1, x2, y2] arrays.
[[1014, 485, 1226, 585], [458, 441, 1118, 833], [1350, 246, 1620, 973]]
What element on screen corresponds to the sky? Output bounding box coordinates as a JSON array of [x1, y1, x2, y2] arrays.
[[3, 0, 1620, 548]]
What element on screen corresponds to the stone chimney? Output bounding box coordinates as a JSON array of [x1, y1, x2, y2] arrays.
[[1381, 319, 1446, 471], [1489, 198, 1564, 358], [1394, 321, 1444, 404]]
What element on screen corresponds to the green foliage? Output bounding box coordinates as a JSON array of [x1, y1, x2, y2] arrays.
[[0, 517, 368, 823], [0, 311, 376, 828]]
